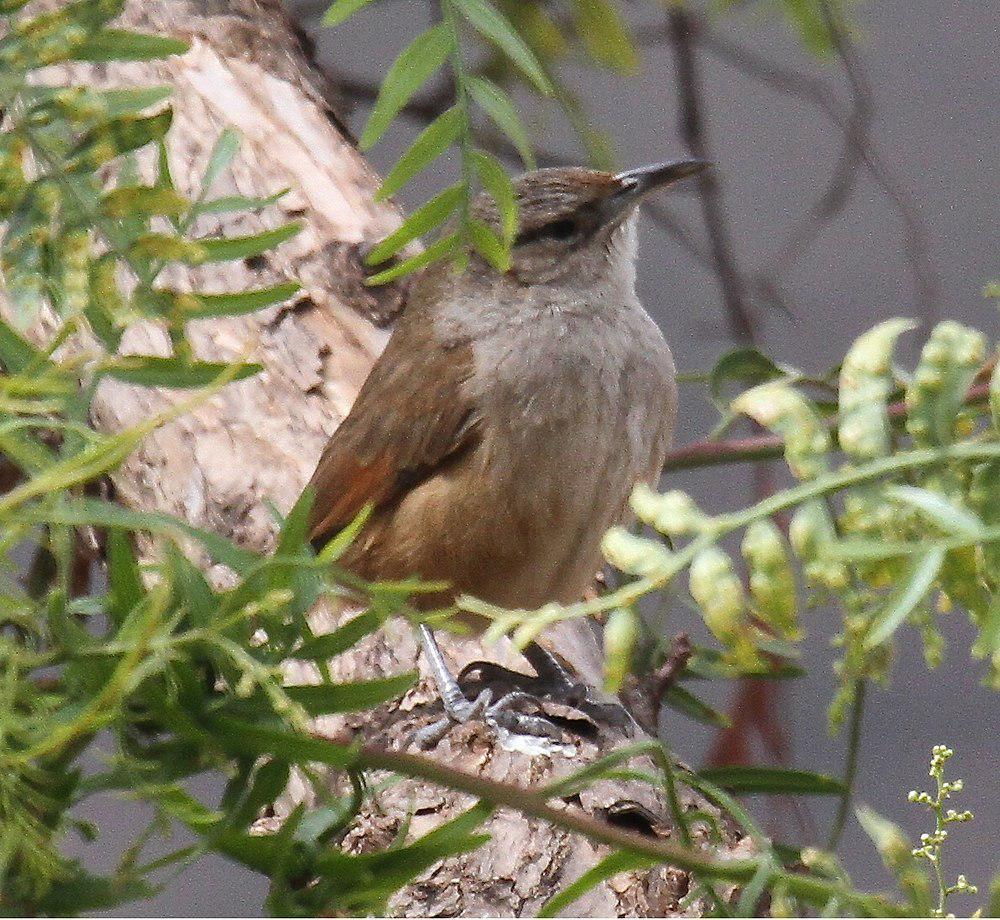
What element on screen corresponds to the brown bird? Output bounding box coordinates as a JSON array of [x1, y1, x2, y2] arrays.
[[305, 160, 707, 747]]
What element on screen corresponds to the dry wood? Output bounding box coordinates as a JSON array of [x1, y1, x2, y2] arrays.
[[5, 1, 745, 914]]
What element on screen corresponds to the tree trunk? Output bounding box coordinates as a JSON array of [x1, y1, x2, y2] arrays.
[[20, 1, 745, 914]]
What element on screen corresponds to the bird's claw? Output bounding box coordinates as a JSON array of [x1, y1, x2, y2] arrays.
[[412, 686, 573, 756]]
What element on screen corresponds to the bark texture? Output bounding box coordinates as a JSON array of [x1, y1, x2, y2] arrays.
[[13, 1, 745, 914]]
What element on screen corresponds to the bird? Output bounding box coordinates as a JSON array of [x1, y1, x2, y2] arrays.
[[304, 160, 707, 748]]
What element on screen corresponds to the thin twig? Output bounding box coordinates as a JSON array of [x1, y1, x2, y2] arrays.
[[666, 7, 758, 344], [662, 380, 991, 474]]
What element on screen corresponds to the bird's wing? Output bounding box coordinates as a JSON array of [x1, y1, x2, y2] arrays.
[[306, 313, 480, 546]]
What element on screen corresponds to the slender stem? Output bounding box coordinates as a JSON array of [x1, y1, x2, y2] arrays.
[[931, 770, 948, 916], [662, 381, 992, 474], [827, 679, 866, 851], [347, 739, 909, 916]]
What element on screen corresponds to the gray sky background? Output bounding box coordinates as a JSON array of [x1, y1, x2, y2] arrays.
[[84, 1, 998, 913]]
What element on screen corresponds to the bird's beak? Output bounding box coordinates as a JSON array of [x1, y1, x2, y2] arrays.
[[612, 159, 710, 203]]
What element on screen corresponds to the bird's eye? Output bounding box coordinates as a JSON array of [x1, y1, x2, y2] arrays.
[[543, 218, 577, 241]]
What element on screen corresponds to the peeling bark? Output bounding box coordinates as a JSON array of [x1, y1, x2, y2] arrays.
[[8, 1, 743, 914]]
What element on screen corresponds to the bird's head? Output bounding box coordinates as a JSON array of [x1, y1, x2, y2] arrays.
[[470, 160, 709, 286]]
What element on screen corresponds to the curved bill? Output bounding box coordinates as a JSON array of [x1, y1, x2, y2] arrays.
[[613, 159, 711, 199]]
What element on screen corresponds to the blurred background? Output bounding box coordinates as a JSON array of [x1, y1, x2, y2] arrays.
[[81, 0, 997, 912]]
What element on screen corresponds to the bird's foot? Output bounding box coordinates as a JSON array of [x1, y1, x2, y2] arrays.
[[458, 659, 629, 729], [412, 686, 575, 756]]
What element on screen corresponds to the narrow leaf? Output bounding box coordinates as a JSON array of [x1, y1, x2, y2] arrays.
[[539, 852, 656, 918], [195, 190, 288, 215], [365, 185, 463, 264], [468, 219, 509, 272], [295, 609, 384, 661], [377, 107, 464, 200], [571, 0, 638, 74], [360, 24, 454, 149], [698, 766, 845, 796], [286, 672, 417, 714], [197, 222, 302, 262], [101, 357, 262, 388], [864, 547, 946, 649], [0, 321, 44, 373], [454, 0, 553, 95], [71, 28, 190, 62], [886, 484, 985, 539], [472, 150, 517, 245], [202, 128, 241, 194], [467, 76, 535, 168], [662, 685, 732, 728], [186, 281, 301, 318], [323, 0, 376, 26], [204, 715, 356, 767], [365, 233, 458, 285]]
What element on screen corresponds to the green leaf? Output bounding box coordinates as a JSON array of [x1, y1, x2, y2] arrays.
[[202, 128, 241, 195], [101, 356, 263, 388], [365, 233, 459, 285], [0, 320, 44, 373], [99, 86, 173, 117], [203, 715, 356, 767], [323, 0, 376, 25], [885, 484, 985, 539], [186, 281, 301, 318], [276, 487, 315, 558], [197, 222, 302, 262], [100, 185, 188, 218], [377, 107, 464, 201], [360, 24, 454, 149], [468, 219, 509, 272], [571, 0, 638, 74], [863, 547, 946, 650], [194, 189, 288, 215], [19, 496, 256, 573], [472, 150, 517, 246], [454, 0, 553, 95], [129, 232, 206, 263], [683, 645, 805, 680], [365, 185, 463, 265], [71, 28, 190, 62], [698, 766, 845, 796], [711, 347, 790, 412], [295, 609, 384, 661], [467, 76, 535, 168], [106, 530, 143, 625], [34, 869, 153, 914], [539, 851, 656, 917], [286, 672, 417, 714], [67, 110, 173, 171], [780, 0, 836, 57], [662, 685, 732, 728]]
